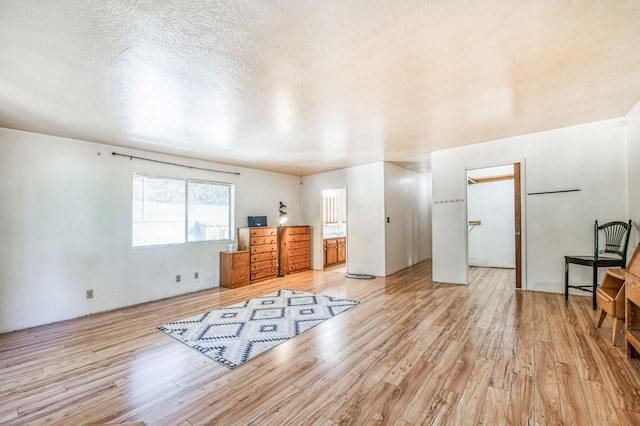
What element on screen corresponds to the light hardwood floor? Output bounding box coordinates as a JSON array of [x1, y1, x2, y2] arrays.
[[2, 260, 640, 425]]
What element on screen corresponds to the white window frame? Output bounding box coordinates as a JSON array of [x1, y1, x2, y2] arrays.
[[132, 174, 234, 248]]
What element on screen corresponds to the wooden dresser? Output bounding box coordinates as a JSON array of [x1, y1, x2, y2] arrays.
[[626, 271, 640, 358], [324, 236, 346, 268], [219, 250, 250, 288], [238, 226, 278, 283], [280, 226, 311, 275]]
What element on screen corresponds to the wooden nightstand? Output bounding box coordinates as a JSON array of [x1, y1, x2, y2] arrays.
[[219, 251, 250, 288]]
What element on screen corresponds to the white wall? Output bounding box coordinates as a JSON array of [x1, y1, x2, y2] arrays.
[[432, 118, 628, 292], [626, 101, 640, 249], [467, 165, 515, 268], [383, 163, 431, 275], [0, 128, 301, 332], [301, 162, 386, 276], [301, 162, 431, 277]]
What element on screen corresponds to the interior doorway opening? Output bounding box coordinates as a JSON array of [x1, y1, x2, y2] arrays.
[[322, 187, 347, 271], [466, 163, 522, 288]]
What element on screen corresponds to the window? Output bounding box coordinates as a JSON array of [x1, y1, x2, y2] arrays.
[[323, 193, 338, 224], [132, 175, 232, 247]]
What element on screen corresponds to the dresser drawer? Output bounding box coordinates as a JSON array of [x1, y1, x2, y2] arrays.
[[250, 227, 277, 237], [251, 259, 277, 271], [290, 256, 310, 268], [287, 226, 310, 235], [230, 266, 250, 284], [289, 247, 310, 256], [230, 251, 250, 268], [251, 236, 277, 246], [291, 252, 310, 261], [251, 267, 277, 281], [289, 252, 310, 271], [287, 233, 310, 242], [288, 241, 309, 250], [252, 252, 277, 263], [289, 263, 309, 272], [324, 238, 337, 247], [251, 244, 277, 255]]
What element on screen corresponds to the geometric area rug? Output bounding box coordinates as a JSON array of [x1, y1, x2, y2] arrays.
[[158, 289, 359, 368]]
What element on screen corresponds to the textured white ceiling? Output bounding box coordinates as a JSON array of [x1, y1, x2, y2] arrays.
[[1, 1, 639, 176]]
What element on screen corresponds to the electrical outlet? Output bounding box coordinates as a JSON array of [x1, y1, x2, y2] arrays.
[[176, 274, 181, 282], [86, 289, 94, 299], [194, 272, 199, 279]]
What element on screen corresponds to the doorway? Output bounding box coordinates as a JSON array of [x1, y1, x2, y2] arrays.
[[466, 163, 522, 288], [322, 188, 347, 271]]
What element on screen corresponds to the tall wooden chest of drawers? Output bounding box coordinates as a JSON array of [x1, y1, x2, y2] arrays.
[[219, 250, 250, 288], [280, 226, 311, 275], [238, 226, 278, 283]]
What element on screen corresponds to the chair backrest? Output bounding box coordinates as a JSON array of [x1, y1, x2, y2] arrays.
[[594, 220, 632, 261]]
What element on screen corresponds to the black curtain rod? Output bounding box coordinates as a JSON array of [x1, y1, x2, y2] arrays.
[[112, 152, 240, 175], [527, 189, 580, 196]]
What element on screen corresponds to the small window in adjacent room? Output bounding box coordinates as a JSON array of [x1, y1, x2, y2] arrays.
[[323, 193, 338, 224], [132, 174, 232, 247]]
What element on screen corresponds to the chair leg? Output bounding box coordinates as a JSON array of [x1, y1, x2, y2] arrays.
[[597, 310, 607, 328], [564, 260, 569, 301], [592, 264, 598, 310], [613, 318, 624, 346]]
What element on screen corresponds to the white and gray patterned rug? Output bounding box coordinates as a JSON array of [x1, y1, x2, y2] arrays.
[[158, 289, 359, 368]]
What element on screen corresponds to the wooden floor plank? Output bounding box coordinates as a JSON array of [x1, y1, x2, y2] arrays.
[[561, 302, 602, 382], [482, 385, 510, 425], [581, 379, 622, 426], [250, 376, 336, 425], [449, 356, 494, 425], [616, 408, 640, 426], [534, 340, 563, 425], [0, 261, 639, 425], [513, 296, 535, 377], [507, 372, 535, 425], [489, 326, 517, 391], [419, 387, 460, 425], [556, 361, 591, 425], [549, 315, 576, 365], [396, 340, 465, 424], [442, 327, 489, 393]]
